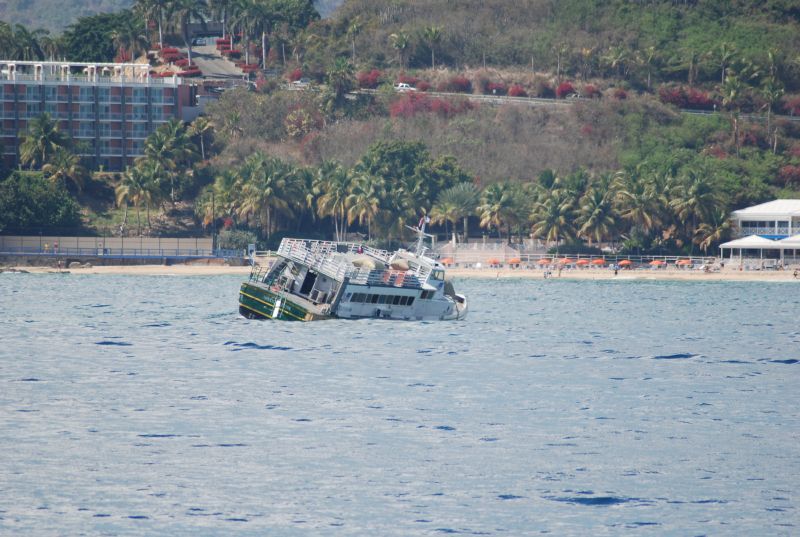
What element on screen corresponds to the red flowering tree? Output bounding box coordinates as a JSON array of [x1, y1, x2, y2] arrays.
[[612, 88, 627, 100], [356, 69, 383, 89], [287, 68, 302, 82], [583, 84, 601, 98], [508, 84, 527, 97], [783, 95, 800, 116], [556, 81, 575, 98], [485, 82, 507, 95], [778, 165, 800, 186]]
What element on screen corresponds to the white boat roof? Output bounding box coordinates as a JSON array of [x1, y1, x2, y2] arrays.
[[731, 199, 800, 219], [719, 235, 781, 249]]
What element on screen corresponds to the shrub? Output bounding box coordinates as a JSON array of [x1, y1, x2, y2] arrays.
[[658, 85, 716, 110], [783, 95, 800, 116], [217, 229, 257, 251], [778, 165, 800, 186], [356, 69, 383, 89], [613, 87, 628, 100], [486, 82, 507, 95], [416, 80, 431, 92], [397, 73, 420, 86], [556, 81, 575, 99], [390, 93, 475, 119], [583, 84, 601, 98], [287, 67, 302, 82], [446, 75, 472, 93], [508, 84, 527, 97], [532, 79, 554, 98]]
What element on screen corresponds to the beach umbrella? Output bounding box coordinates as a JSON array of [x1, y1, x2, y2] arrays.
[[591, 258, 606, 265], [557, 258, 574, 264], [507, 257, 522, 264], [575, 259, 590, 265], [537, 258, 551, 265], [676, 259, 692, 266], [440, 257, 454, 266], [618, 259, 633, 266], [487, 258, 501, 265], [649, 259, 664, 266]]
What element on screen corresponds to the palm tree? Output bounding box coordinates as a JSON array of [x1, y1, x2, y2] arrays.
[[135, 0, 168, 48], [478, 182, 524, 243], [19, 113, 68, 168], [326, 56, 355, 107], [635, 45, 658, 90], [614, 167, 662, 235], [116, 165, 152, 235], [694, 209, 733, 254], [721, 70, 744, 156], [111, 18, 149, 61], [346, 16, 361, 64], [188, 115, 213, 160], [760, 76, 784, 153], [577, 187, 618, 245], [42, 147, 86, 192], [346, 170, 382, 240], [422, 25, 442, 69], [670, 167, 723, 250], [433, 182, 479, 241], [236, 153, 297, 240], [169, 0, 208, 65], [714, 42, 738, 84], [602, 44, 630, 79], [389, 31, 410, 69], [530, 190, 575, 252], [315, 160, 351, 241], [141, 118, 197, 203]]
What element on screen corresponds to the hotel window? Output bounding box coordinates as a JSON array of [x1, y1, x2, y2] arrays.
[[132, 105, 148, 120], [151, 88, 164, 103], [79, 87, 93, 101], [44, 86, 57, 101], [132, 88, 147, 104], [79, 104, 94, 119], [25, 86, 41, 101], [44, 102, 58, 116], [98, 104, 111, 119], [26, 103, 41, 117], [98, 87, 110, 102]]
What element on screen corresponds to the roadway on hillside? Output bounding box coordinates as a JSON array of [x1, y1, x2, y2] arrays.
[[184, 43, 243, 79]]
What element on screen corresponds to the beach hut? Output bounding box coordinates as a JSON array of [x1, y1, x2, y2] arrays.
[[719, 235, 781, 263]]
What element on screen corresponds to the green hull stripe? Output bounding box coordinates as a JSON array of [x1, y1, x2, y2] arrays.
[[239, 283, 309, 321]]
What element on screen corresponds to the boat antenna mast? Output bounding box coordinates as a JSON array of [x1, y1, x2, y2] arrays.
[[405, 215, 433, 257]]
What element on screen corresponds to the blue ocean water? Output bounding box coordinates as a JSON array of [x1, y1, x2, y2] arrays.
[[0, 274, 798, 535]]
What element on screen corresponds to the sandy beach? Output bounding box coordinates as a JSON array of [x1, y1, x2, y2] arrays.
[[3, 262, 798, 282]]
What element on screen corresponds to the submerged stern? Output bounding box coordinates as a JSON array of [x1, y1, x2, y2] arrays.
[[239, 282, 329, 321]]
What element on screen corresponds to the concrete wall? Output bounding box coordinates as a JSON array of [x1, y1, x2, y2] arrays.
[[0, 235, 213, 255]]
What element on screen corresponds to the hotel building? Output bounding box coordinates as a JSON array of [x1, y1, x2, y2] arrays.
[[0, 61, 195, 170]]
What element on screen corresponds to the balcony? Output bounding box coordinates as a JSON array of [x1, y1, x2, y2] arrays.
[[98, 113, 122, 121], [126, 114, 149, 121], [99, 130, 122, 139], [99, 147, 123, 156], [738, 226, 791, 237]]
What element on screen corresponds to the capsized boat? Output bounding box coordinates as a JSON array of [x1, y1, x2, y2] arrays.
[[238, 224, 467, 321]]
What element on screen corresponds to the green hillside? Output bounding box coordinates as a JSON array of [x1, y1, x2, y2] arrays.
[[0, 0, 133, 32], [2, 0, 800, 257]]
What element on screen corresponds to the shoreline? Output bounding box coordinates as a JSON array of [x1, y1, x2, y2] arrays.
[[3, 263, 798, 282]]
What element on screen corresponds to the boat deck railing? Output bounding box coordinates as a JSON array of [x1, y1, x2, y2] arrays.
[[277, 238, 432, 289]]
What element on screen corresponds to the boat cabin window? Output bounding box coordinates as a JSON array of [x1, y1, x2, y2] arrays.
[[431, 270, 444, 281], [420, 290, 435, 299]]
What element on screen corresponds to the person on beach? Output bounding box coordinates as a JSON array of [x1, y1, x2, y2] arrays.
[[794, 268, 799, 279]]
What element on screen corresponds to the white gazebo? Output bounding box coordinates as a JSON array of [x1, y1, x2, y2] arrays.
[[778, 234, 800, 265], [731, 199, 800, 239], [719, 234, 780, 262]]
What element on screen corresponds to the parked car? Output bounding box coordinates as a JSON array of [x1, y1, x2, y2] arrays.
[[292, 77, 312, 88], [394, 82, 415, 92]]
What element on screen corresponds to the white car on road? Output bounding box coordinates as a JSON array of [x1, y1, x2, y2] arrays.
[[394, 82, 415, 92]]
